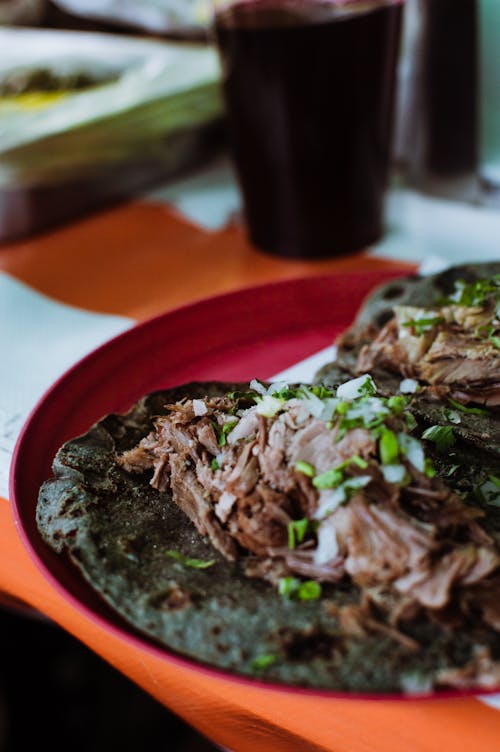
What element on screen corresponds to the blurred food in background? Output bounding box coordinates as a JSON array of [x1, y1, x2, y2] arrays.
[[0, 26, 224, 242], [50, 0, 210, 37]]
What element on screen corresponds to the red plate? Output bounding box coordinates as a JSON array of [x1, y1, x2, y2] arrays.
[[14, 269, 472, 700]]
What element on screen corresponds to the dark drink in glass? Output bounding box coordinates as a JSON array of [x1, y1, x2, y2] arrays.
[[214, 0, 403, 258]]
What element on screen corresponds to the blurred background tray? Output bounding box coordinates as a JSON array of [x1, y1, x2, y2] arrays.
[[0, 27, 224, 242]]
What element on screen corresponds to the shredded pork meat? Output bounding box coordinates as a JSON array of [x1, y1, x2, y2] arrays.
[[357, 303, 500, 407], [118, 384, 500, 635]]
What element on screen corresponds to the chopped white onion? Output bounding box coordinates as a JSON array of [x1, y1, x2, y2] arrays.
[[255, 394, 285, 418], [314, 519, 339, 565], [336, 374, 376, 400], [267, 380, 288, 395], [299, 386, 325, 419], [382, 464, 408, 485], [250, 378, 267, 395], [192, 399, 208, 416], [343, 475, 372, 492], [400, 672, 434, 695], [345, 397, 389, 423], [227, 410, 258, 444], [399, 378, 419, 394], [398, 433, 425, 472], [319, 398, 339, 422], [313, 488, 346, 519]]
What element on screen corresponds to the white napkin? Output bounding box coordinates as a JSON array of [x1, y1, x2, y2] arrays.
[[0, 272, 132, 498]]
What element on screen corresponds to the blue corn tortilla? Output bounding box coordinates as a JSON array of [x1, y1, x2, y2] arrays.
[[36, 380, 500, 694]]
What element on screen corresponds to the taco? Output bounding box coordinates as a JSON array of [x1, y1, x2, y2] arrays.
[[37, 376, 500, 693], [315, 263, 500, 455]]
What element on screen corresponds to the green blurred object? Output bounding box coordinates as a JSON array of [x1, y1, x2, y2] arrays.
[[0, 28, 224, 241]]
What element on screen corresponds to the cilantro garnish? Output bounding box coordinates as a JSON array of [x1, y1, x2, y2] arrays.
[[358, 378, 377, 397], [421, 425, 456, 453], [443, 276, 500, 308], [165, 551, 216, 569], [447, 397, 489, 416], [489, 333, 500, 349], [226, 389, 259, 402]]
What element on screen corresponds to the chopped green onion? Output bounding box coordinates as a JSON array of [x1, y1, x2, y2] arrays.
[[166, 551, 215, 569], [313, 468, 344, 490], [447, 464, 460, 476], [387, 395, 408, 413], [287, 519, 309, 549], [250, 654, 278, 671], [402, 316, 444, 335], [278, 577, 301, 598], [310, 385, 335, 399], [490, 475, 500, 488], [379, 428, 399, 465], [211, 458, 220, 471], [424, 458, 436, 478], [295, 461, 315, 477], [335, 400, 350, 415], [421, 425, 455, 453], [218, 420, 238, 446], [405, 413, 418, 431], [278, 577, 321, 601], [298, 581, 322, 600], [350, 454, 369, 469]]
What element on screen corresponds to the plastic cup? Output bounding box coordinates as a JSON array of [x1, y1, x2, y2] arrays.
[[211, 0, 404, 258]]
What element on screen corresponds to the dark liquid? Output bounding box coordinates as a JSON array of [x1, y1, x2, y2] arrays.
[[216, 0, 402, 258]]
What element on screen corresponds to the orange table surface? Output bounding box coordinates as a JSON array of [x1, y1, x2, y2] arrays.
[[1, 201, 498, 752]]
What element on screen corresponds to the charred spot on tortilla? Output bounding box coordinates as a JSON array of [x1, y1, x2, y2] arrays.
[[37, 377, 500, 693], [315, 263, 500, 455]]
